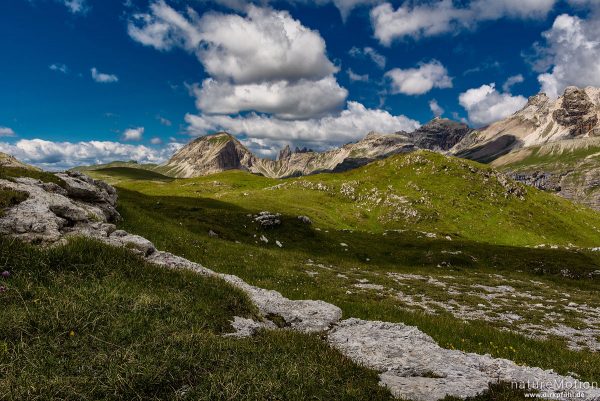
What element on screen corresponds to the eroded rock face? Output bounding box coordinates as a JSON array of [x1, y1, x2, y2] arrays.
[[221, 274, 342, 332], [408, 118, 473, 151], [553, 87, 598, 137], [0, 176, 118, 244], [328, 318, 600, 401]]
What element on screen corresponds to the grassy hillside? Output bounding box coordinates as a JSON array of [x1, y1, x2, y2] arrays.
[[72, 160, 162, 173], [492, 139, 600, 172], [84, 150, 600, 383], [89, 150, 600, 247], [0, 237, 394, 400], [94, 166, 173, 181]]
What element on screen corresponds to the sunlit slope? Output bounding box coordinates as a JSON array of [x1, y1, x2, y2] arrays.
[[87, 150, 600, 247]]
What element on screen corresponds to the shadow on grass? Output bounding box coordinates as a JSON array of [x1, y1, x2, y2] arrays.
[[116, 187, 600, 284]]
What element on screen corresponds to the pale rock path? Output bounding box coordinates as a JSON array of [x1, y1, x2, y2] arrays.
[[0, 173, 598, 401]]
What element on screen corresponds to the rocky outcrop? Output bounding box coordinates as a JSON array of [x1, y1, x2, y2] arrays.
[[553, 87, 598, 137], [408, 118, 473, 151], [0, 152, 37, 170], [328, 319, 598, 401], [0, 173, 119, 243], [1, 172, 598, 400], [277, 145, 292, 161]]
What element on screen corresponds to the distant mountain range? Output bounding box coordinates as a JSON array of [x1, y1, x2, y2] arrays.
[[158, 86, 600, 210], [160, 118, 473, 179], [450, 86, 600, 210], [0, 85, 592, 211]]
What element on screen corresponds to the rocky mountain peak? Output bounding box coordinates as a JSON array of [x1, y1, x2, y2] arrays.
[[0, 152, 36, 170], [553, 86, 598, 137], [409, 118, 473, 151], [526, 93, 549, 108], [278, 145, 292, 160], [161, 132, 257, 177]]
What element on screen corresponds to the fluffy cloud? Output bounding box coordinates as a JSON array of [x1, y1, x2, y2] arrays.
[[193, 76, 347, 119], [91, 68, 119, 83], [63, 0, 88, 14], [150, 137, 163, 145], [206, 0, 379, 21], [122, 127, 144, 141], [347, 69, 369, 82], [459, 83, 527, 126], [129, 3, 337, 84], [129, 2, 345, 121], [0, 139, 181, 170], [533, 13, 600, 99], [129, 2, 422, 153], [0, 127, 16, 137], [349, 46, 386, 68], [502, 74, 525, 92], [49, 63, 68, 74], [157, 116, 172, 126], [185, 101, 420, 150], [385, 60, 452, 95], [429, 99, 444, 117], [371, 0, 557, 45]]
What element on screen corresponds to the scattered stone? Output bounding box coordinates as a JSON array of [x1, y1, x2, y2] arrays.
[[297, 215, 312, 224], [354, 283, 385, 291], [208, 230, 219, 238], [340, 243, 348, 247], [254, 211, 281, 228], [275, 240, 283, 247], [260, 235, 269, 243]]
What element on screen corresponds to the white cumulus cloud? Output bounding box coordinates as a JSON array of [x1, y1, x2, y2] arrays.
[[347, 69, 369, 82], [122, 127, 144, 141], [349, 46, 386, 68], [0, 127, 16, 137], [459, 83, 527, 126], [502, 74, 525, 92], [371, 0, 557, 45], [533, 13, 600, 99], [185, 101, 420, 152], [129, 3, 337, 84], [385, 60, 452, 96], [128, 2, 345, 121], [0, 139, 182, 170], [49, 63, 68, 74], [429, 99, 444, 117], [205, 0, 380, 21], [63, 0, 89, 14], [193, 76, 347, 119], [91, 68, 119, 83]]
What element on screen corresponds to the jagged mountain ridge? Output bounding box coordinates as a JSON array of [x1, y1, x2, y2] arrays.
[[451, 86, 600, 210], [0, 151, 37, 170], [161, 118, 473, 179], [452, 86, 600, 162]]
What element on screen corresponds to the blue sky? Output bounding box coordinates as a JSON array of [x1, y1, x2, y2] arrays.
[[0, 0, 599, 168]]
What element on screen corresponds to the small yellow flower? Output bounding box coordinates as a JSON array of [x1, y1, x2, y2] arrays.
[[69, 331, 75, 337]]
